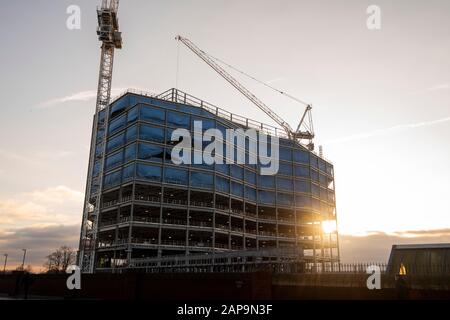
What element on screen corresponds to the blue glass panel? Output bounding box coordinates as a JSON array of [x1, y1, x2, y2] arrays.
[[167, 111, 190, 129], [136, 163, 162, 182], [277, 177, 293, 191], [216, 164, 229, 175], [109, 114, 126, 135], [138, 143, 164, 162], [311, 169, 319, 181], [295, 195, 311, 208], [319, 173, 327, 186], [104, 170, 121, 188], [295, 180, 310, 193], [124, 143, 136, 162], [110, 95, 129, 118], [326, 163, 333, 176], [191, 171, 213, 189], [122, 164, 135, 182], [96, 127, 105, 141], [92, 161, 101, 177], [105, 151, 123, 171], [280, 147, 292, 161], [278, 193, 293, 206], [139, 124, 164, 143], [279, 162, 293, 176], [258, 175, 275, 189], [215, 176, 229, 193], [293, 149, 310, 164], [127, 106, 138, 123], [164, 167, 188, 185], [294, 165, 310, 178], [319, 159, 326, 172], [230, 165, 244, 180], [106, 133, 125, 153], [192, 117, 215, 130], [311, 183, 320, 197], [258, 190, 275, 205], [140, 105, 165, 124], [245, 186, 256, 202], [231, 181, 244, 197], [245, 169, 256, 185], [126, 125, 137, 142], [310, 154, 318, 168]]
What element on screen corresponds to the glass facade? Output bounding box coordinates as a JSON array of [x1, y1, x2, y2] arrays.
[[91, 91, 339, 271]]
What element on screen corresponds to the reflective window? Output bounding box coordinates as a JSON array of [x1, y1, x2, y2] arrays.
[[231, 181, 244, 198], [106, 133, 125, 153], [139, 124, 164, 143], [245, 169, 256, 185], [278, 193, 293, 206], [319, 173, 327, 186], [293, 149, 310, 164], [280, 147, 292, 161], [126, 125, 137, 142], [136, 163, 162, 182], [258, 190, 275, 205], [191, 171, 213, 189], [326, 163, 333, 176], [140, 105, 165, 124], [295, 195, 311, 208], [96, 127, 105, 141], [122, 164, 135, 182], [110, 95, 129, 118], [320, 187, 328, 201], [230, 165, 244, 180], [295, 180, 310, 193], [312, 198, 320, 211], [164, 167, 188, 185], [92, 161, 101, 177], [216, 176, 229, 193], [124, 143, 136, 162], [127, 107, 138, 123], [216, 164, 229, 175], [311, 169, 319, 181], [328, 190, 335, 203], [258, 175, 275, 189], [138, 143, 164, 162], [245, 186, 256, 202], [105, 151, 123, 171], [167, 111, 190, 129], [192, 117, 215, 130], [109, 114, 126, 135], [319, 159, 326, 172], [104, 170, 121, 188], [278, 162, 293, 176], [311, 183, 320, 197], [277, 177, 293, 191], [310, 154, 318, 168]]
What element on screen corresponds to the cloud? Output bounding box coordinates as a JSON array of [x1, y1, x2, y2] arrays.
[[339, 229, 450, 263], [0, 224, 80, 271], [0, 186, 83, 227], [323, 116, 450, 145], [35, 86, 153, 109], [425, 83, 450, 92]]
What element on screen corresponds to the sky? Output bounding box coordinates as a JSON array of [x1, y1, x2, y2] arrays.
[[0, 0, 449, 270]]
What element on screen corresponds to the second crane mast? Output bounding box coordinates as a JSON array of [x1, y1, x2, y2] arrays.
[[175, 35, 314, 148]]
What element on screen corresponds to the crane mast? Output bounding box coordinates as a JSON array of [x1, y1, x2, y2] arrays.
[[175, 35, 314, 145], [78, 0, 122, 273]]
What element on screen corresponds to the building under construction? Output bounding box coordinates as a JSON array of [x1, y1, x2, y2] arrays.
[[78, 0, 340, 273]]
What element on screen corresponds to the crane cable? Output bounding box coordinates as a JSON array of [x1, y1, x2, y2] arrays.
[[203, 50, 311, 107]]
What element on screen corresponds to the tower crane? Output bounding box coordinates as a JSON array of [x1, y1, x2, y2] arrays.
[[175, 35, 315, 149], [78, 0, 122, 273]]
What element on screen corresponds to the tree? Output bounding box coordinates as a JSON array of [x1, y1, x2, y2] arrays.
[[44, 246, 76, 273]]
